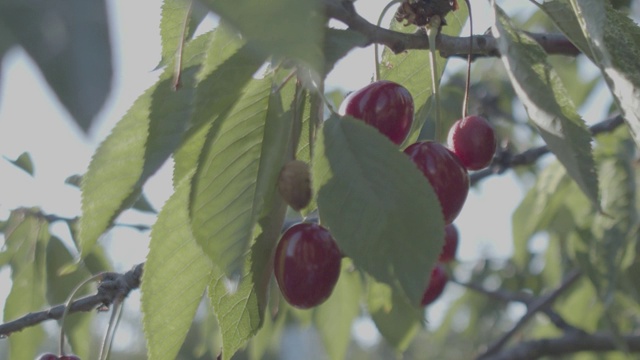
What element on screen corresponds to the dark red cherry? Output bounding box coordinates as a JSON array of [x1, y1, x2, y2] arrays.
[[404, 141, 469, 224], [421, 264, 448, 306], [37, 354, 59, 360], [274, 223, 342, 309], [59, 356, 80, 360], [339, 80, 414, 145], [447, 115, 497, 170], [438, 224, 459, 263]]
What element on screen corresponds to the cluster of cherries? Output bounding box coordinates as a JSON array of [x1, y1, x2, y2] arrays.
[[37, 354, 80, 360], [274, 80, 496, 309]]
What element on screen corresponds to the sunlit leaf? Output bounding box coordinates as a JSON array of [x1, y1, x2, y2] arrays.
[[141, 173, 213, 360], [313, 115, 445, 305], [2, 209, 49, 360], [314, 259, 362, 360], [158, 0, 209, 68], [78, 33, 211, 256], [0, 0, 112, 132], [492, 5, 599, 207], [568, 0, 640, 149], [4, 152, 34, 176], [538, 1, 594, 59], [199, 0, 324, 73]]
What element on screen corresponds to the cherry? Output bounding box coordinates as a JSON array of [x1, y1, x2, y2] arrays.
[[274, 223, 342, 309], [438, 224, 459, 263], [404, 141, 469, 224], [59, 356, 81, 360], [339, 80, 414, 145], [447, 115, 497, 170], [37, 354, 59, 360], [421, 264, 448, 306]]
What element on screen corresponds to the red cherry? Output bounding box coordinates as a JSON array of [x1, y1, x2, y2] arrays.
[[339, 80, 414, 145], [421, 264, 448, 306], [37, 354, 59, 360], [404, 141, 469, 224], [274, 223, 342, 309], [447, 115, 497, 170], [59, 356, 81, 360], [438, 224, 459, 263]]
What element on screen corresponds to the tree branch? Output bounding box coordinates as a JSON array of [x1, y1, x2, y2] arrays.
[[477, 270, 582, 359], [471, 115, 625, 186], [323, 0, 580, 58], [0, 264, 143, 337]]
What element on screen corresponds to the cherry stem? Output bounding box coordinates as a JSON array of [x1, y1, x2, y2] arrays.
[[59, 272, 105, 356], [374, 0, 402, 81], [426, 16, 443, 142], [462, 0, 472, 118], [98, 298, 124, 360]]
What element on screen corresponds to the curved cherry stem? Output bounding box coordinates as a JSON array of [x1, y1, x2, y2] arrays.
[[98, 298, 124, 360], [59, 273, 104, 356], [427, 16, 443, 141], [374, 0, 402, 81], [462, 0, 472, 118]]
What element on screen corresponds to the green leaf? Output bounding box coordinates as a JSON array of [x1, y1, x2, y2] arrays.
[[568, 0, 640, 150], [132, 193, 157, 214], [368, 279, 422, 351], [199, 0, 324, 73], [492, 5, 599, 207], [173, 27, 266, 185], [2, 209, 49, 360], [4, 152, 34, 176], [158, 0, 209, 69], [380, 5, 468, 144], [0, 0, 112, 132], [313, 115, 445, 306], [538, 1, 595, 59], [79, 33, 211, 256], [45, 237, 93, 359], [141, 173, 213, 360], [190, 78, 272, 277], [314, 259, 362, 360]]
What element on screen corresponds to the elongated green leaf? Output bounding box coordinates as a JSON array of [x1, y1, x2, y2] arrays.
[[380, 5, 468, 144], [368, 280, 422, 351], [313, 115, 445, 305], [4, 152, 34, 176], [158, 0, 209, 68], [314, 259, 362, 360], [568, 0, 640, 150], [492, 5, 599, 207], [141, 173, 213, 360], [79, 33, 211, 256], [3, 209, 49, 360], [190, 78, 272, 277], [199, 0, 323, 73], [45, 237, 93, 360], [0, 0, 111, 132], [173, 28, 266, 185], [538, 1, 594, 59]]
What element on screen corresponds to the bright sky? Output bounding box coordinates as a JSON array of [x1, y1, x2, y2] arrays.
[[0, 0, 565, 351]]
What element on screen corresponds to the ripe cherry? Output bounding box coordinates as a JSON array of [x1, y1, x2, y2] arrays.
[[274, 223, 342, 309], [37, 354, 59, 360], [404, 141, 469, 224], [447, 115, 497, 170], [438, 224, 459, 263], [421, 264, 448, 306], [339, 80, 414, 145]]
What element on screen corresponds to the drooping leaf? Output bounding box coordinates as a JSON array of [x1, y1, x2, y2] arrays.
[[368, 279, 422, 351], [314, 259, 362, 360], [199, 0, 324, 73], [568, 0, 640, 149], [0, 0, 112, 132], [158, 0, 209, 69], [313, 115, 445, 306], [2, 209, 49, 360], [492, 5, 599, 207], [190, 78, 272, 277], [45, 237, 93, 360], [380, 5, 469, 144], [172, 27, 266, 186], [78, 33, 211, 256], [4, 152, 34, 176], [141, 173, 213, 360]]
